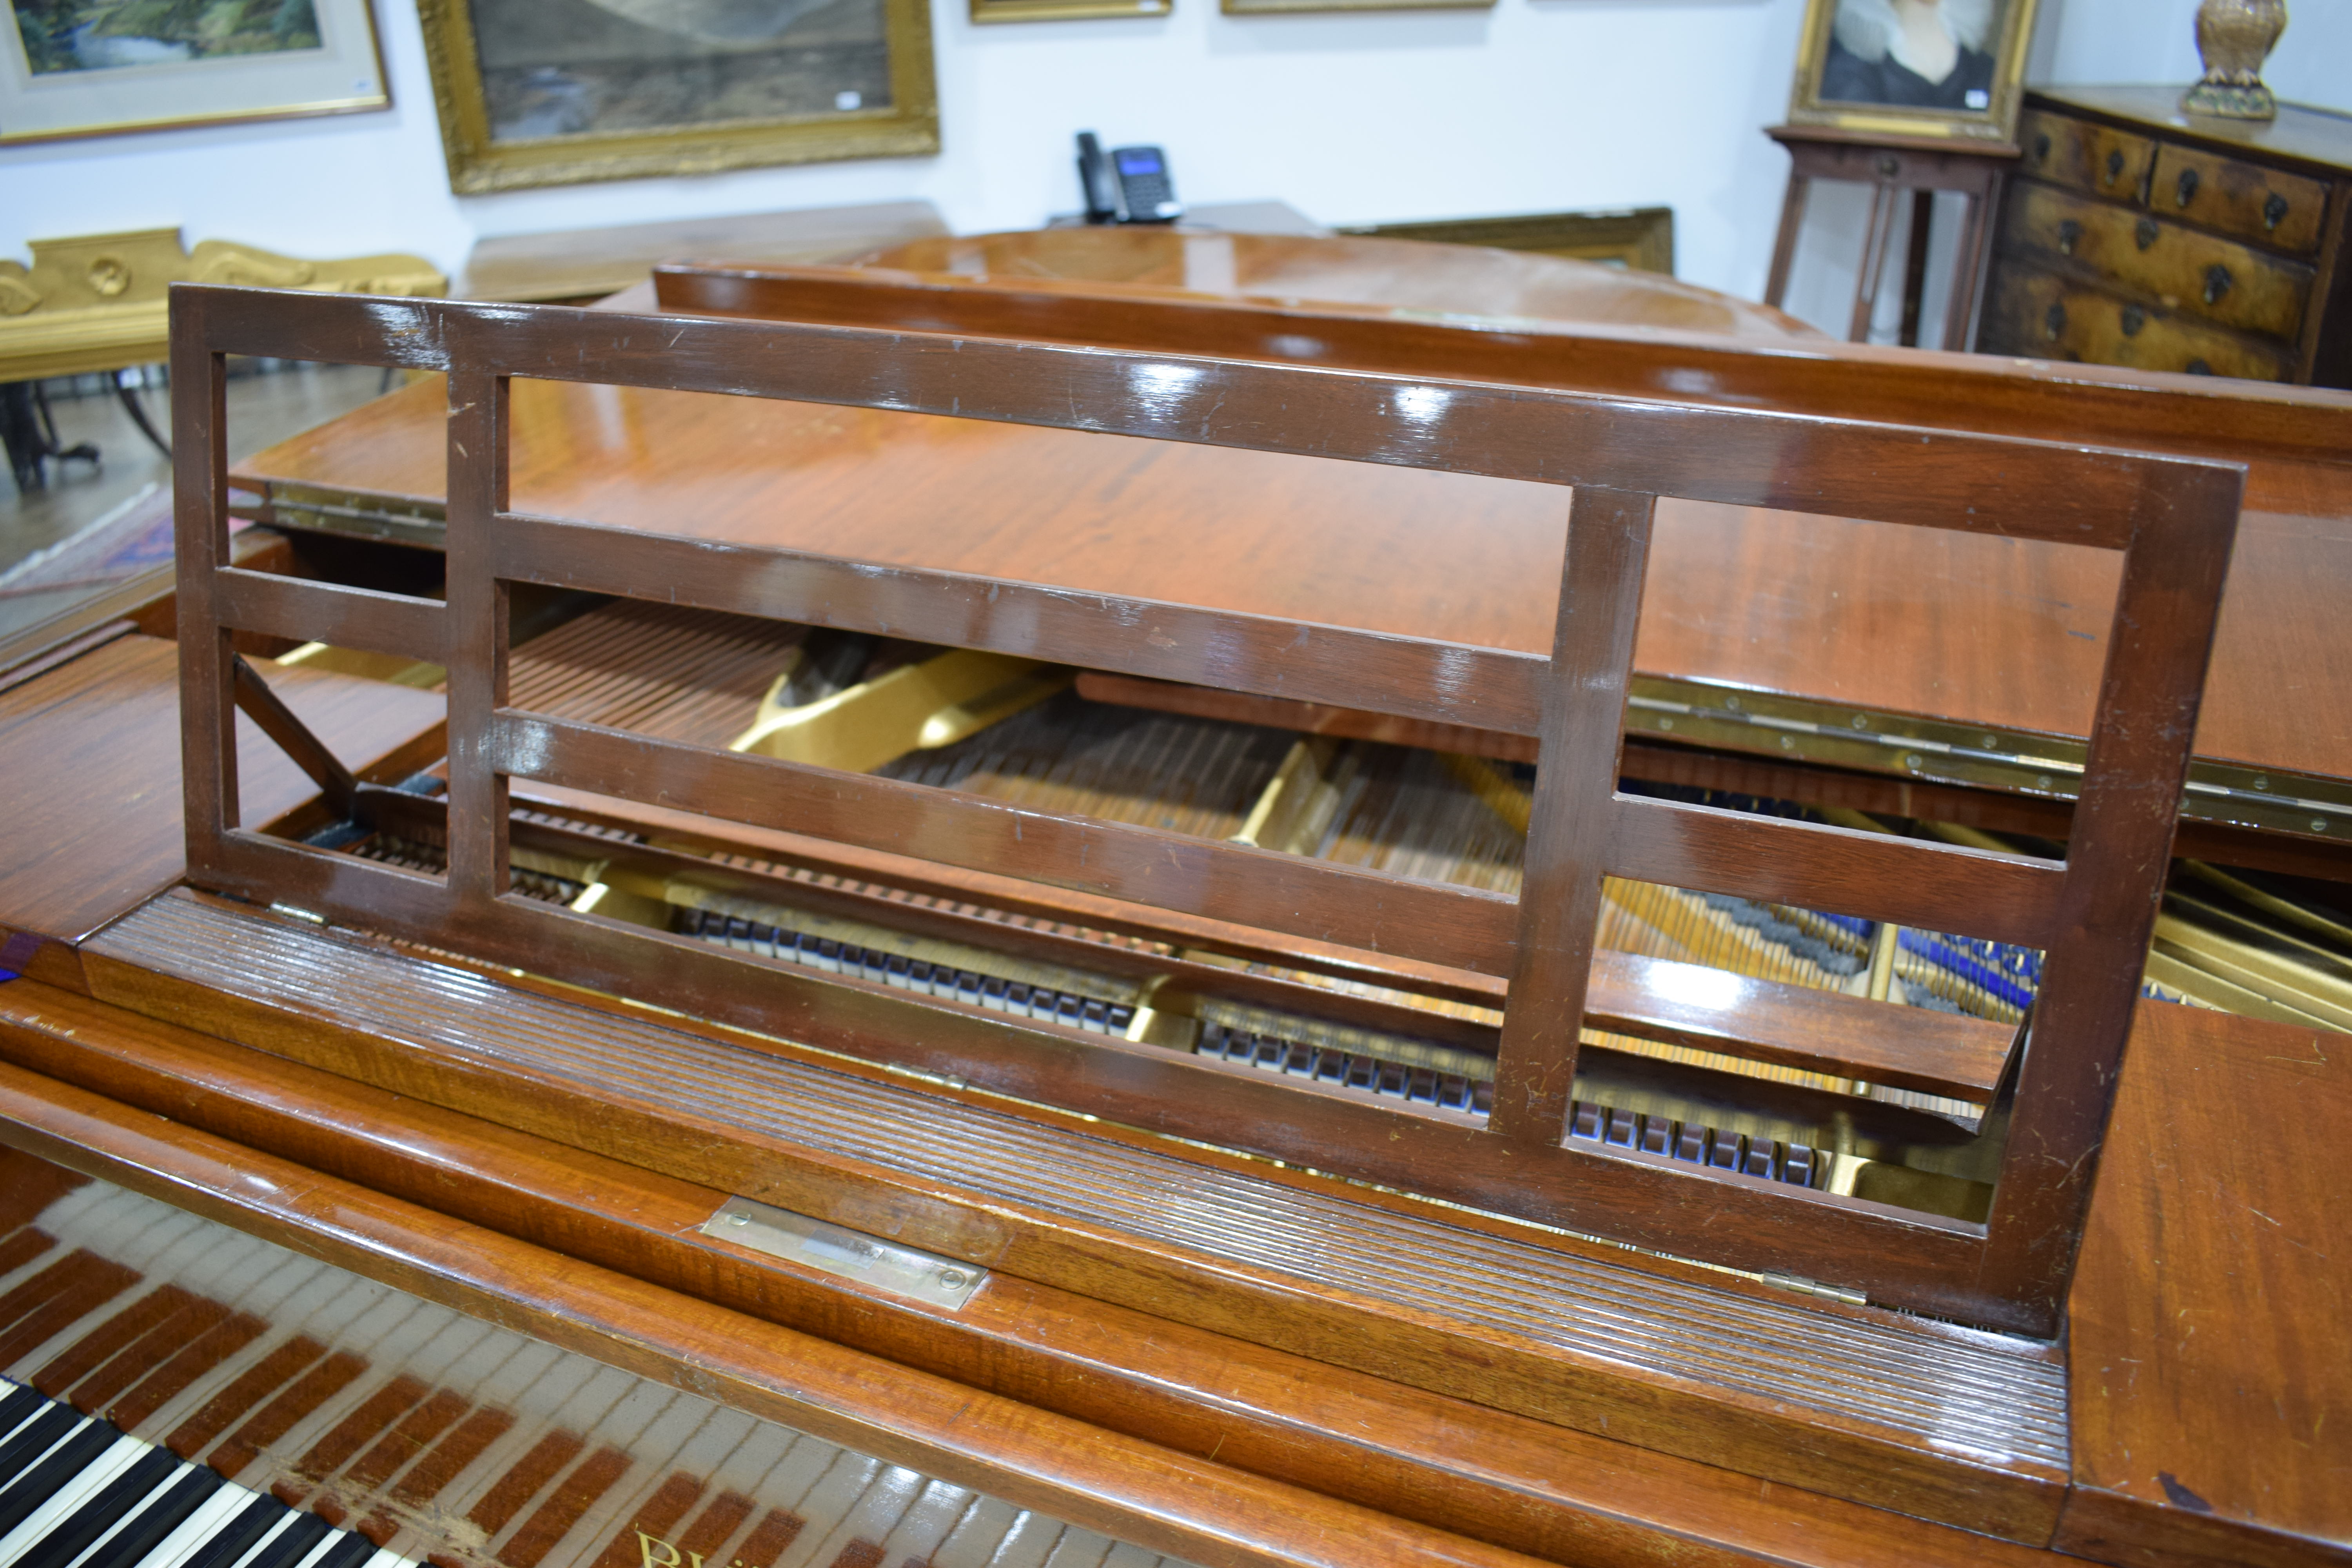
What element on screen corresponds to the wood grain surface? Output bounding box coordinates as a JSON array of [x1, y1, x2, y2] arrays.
[[0, 1052, 1557, 1568], [0, 634, 445, 950], [853, 227, 1819, 339], [0, 981, 2075, 1568], [229, 358, 2352, 785], [80, 890, 2079, 1541], [172, 285, 2240, 1337], [2061, 1002, 2352, 1568]]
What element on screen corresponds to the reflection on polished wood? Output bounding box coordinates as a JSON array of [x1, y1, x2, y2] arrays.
[[854, 227, 1817, 338], [234, 354, 2352, 788], [0, 227, 2345, 1568]]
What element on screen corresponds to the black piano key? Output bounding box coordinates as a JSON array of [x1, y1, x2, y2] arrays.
[[242, 1511, 332, 1568], [0, 1408, 82, 1490], [174, 1495, 289, 1568], [79, 1465, 220, 1568], [0, 1387, 42, 1443], [17, 1445, 183, 1568], [305, 1531, 376, 1568], [0, 1420, 118, 1537]]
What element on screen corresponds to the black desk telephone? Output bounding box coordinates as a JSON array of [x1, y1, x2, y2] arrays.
[[1077, 132, 1183, 224]]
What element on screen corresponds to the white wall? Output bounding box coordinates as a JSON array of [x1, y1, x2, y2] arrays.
[[3, 0, 2345, 318]]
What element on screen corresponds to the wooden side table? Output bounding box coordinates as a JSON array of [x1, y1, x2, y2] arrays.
[[1763, 125, 2021, 349]]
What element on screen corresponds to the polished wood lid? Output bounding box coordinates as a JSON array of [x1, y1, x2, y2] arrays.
[[236, 370, 2352, 786], [857, 227, 1818, 340]]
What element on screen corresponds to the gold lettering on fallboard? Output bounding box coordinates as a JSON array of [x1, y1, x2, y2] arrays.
[[635, 1530, 773, 1568]]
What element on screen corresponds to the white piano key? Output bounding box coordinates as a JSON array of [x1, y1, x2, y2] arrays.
[[9, 1215, 255, 1387], [130, 1265, 371, 1442], [1038, 1526, 1118, 1568], [213, 1509, 300, 1568], [122, 1485, 250, 1568], [0, 1390, 45, 1450], [0, 1433, 149, 1568], [54, 1450, 196, 1568], [520, 1386, 712, 1568], [778, 1458, 926, 1568], [877, 1476, 982, 1562], [231, 1298, 450, 1472], [278, 1524, 344, 1568], [420, 1356, 620, 1527], [924, 1497, 1032, 1568], [0, 1411, 97, 1494], [1098, 1542, 1163, 1568]]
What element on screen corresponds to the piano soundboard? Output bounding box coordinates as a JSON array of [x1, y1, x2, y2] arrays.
[[2, 1175, 1200, 1568]]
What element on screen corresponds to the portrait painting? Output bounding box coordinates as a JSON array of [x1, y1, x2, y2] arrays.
[[1786, 0, 2038, 142], [416, 0, 936, 193], [1, 0, 387, 143]]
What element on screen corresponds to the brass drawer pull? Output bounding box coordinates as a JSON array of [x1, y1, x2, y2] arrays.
[[2058, 220, 2082, 256], [2136, 217, 2160, 250], [2265, 192, 2289, 230], [2044, 301, 2067, 341], [2105, 148, 2125, 183], [2034, 131, 2052, 163], [2121, 304, 2146, 337], [2204, 264, 2233, 305], [2176, 167, 2200, 207]]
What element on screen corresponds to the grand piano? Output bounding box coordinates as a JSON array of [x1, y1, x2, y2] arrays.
[[0, 225, 2345, 1568]]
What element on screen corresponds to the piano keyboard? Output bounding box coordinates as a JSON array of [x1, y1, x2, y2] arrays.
[[2, 1168, 1198, 1568], [0, 1379, 403, 1568]]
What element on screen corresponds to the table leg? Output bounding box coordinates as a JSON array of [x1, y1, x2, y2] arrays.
[[1847, 183, 1899, 342], [1764, 173, 1812, 309], [1899, 189, 1936, 348]]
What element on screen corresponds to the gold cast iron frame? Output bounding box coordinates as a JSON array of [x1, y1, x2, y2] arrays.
[[169, 283, 2240, 1337]]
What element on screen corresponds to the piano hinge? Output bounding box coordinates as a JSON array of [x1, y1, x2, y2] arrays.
[[1758, 1271, 1869, 1307]]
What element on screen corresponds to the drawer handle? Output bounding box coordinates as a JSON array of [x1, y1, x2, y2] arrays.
[[2106, 149, 2125, 183], [2136, 216, 2160, 250], [2058, 219, 2082, 255], [2121, 304, 2146, 337], [2044, 302, 2067, 341], [2265, 192, 2289, 230], [2034, 132, 2052, 163], [2176, 167, 2201, 207], [2204, 264, 2233, 305]]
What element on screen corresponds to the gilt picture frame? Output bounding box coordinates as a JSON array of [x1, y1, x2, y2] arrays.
[[416, 0, 937, 195], [1786, 0, 2040, 144], [1, 0, 389, 145]]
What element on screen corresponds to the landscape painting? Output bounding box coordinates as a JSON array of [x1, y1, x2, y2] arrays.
[[0, 0, 386, 142], [12, 0, 321, 75]]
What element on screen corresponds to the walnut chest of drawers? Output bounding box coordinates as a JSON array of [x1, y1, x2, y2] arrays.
[[1979, 85, 2352, 387]]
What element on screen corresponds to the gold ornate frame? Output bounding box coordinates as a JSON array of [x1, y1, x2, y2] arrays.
[[0, 0, 388, 145], [416, 0, 938, 195], [971, 0, 1169, 24], [1786, 0, 2040, 144]]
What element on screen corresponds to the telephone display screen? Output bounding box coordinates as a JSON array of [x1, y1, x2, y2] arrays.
[[1115, 150, 1163, 175]]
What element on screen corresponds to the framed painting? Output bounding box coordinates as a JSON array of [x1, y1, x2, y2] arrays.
[[1786, 0, 2040, 143], [1, 0, 389, 145], [416, 0, 937, 194]]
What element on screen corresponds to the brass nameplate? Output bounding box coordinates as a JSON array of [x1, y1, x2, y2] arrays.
[[700, 1196, 986, 1309]]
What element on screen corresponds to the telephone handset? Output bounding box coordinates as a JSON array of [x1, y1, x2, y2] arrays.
[[1076, 131, 1183, 225]]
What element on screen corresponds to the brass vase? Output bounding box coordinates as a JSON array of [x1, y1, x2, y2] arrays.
[[2182, 0, 2287, 120]]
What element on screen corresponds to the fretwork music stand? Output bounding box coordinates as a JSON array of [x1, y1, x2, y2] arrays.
[[169, 281, 2238, 1337], [1763, 124, 2020, 350]]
